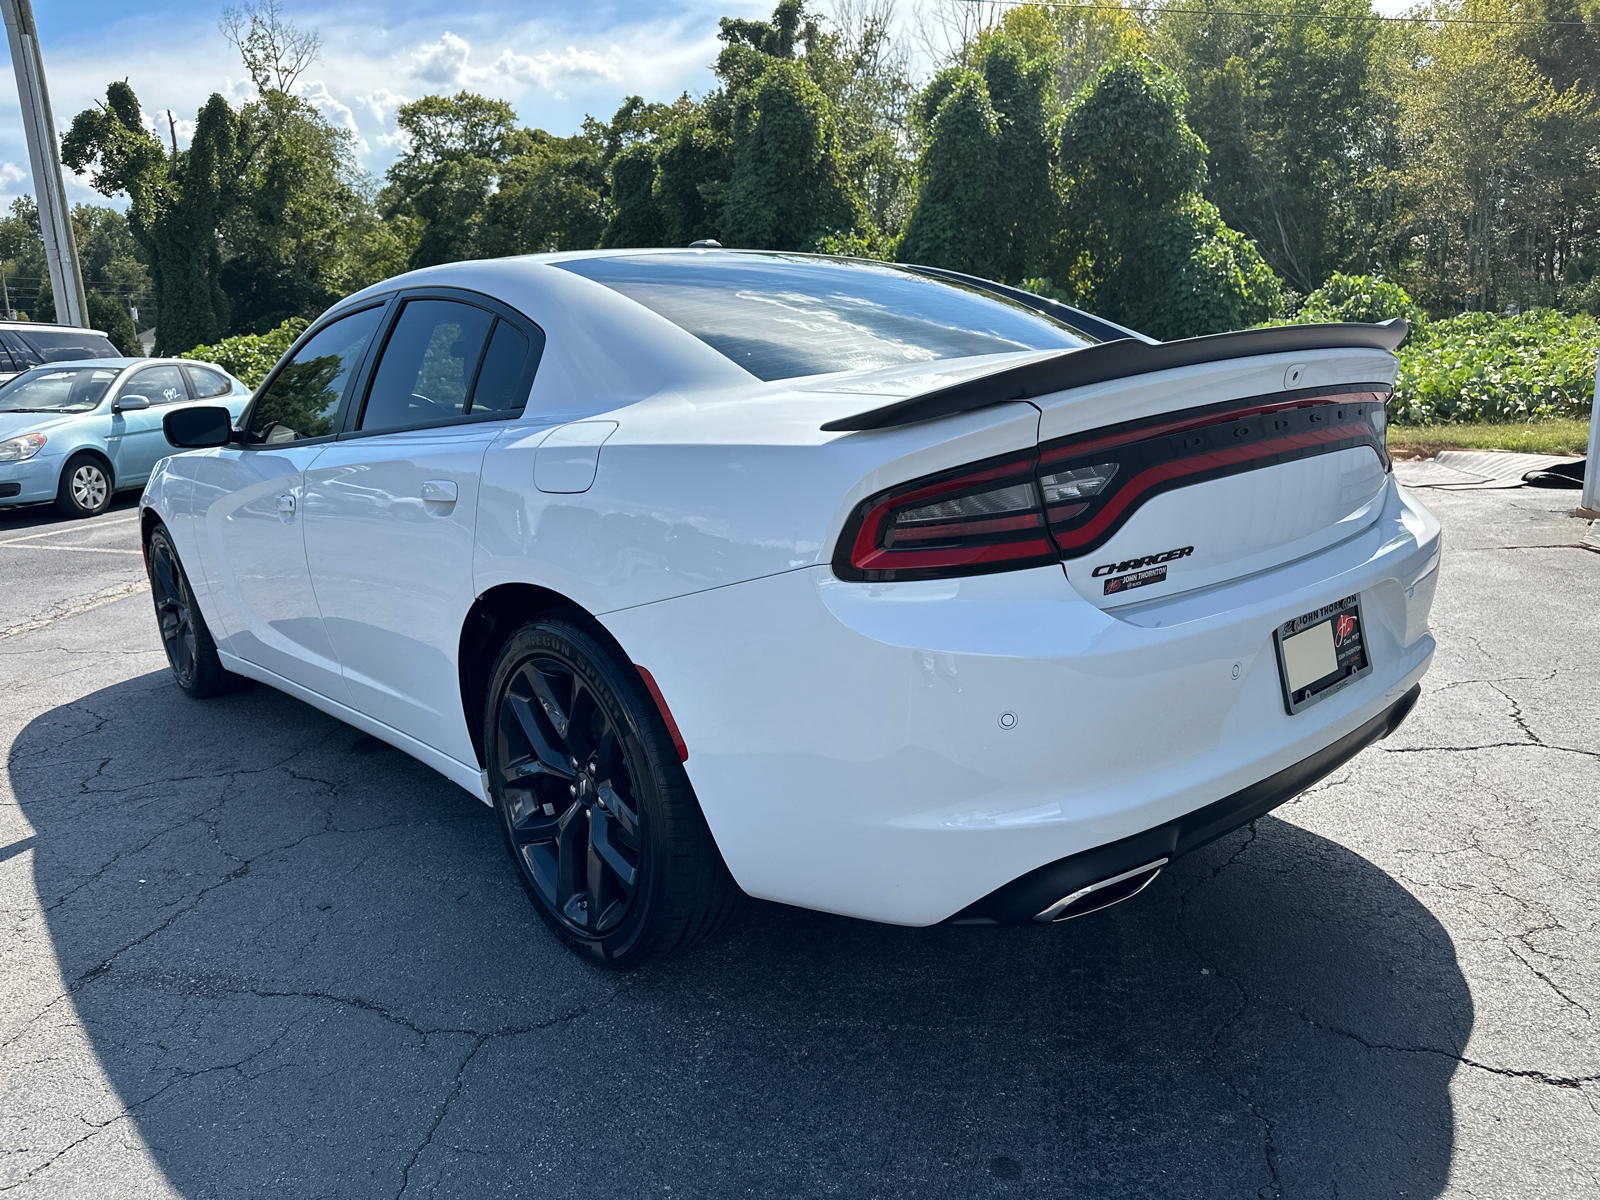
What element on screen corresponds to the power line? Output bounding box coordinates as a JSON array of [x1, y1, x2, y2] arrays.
[[962, 0, 1597, 26]]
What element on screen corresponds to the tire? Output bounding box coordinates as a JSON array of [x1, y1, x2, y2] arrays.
[[55, 453, 113, 518], [485, 614, 740, 969], [147, 523, 240, 699]]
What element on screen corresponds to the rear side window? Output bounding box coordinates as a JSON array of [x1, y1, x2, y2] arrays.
[[556, 253, 1094, 382], [249, 307, 383, 444], [184, 365, 232, 398], [4, 328, 119, 364], [357, 299, 537, 432], [466, 321, 531, 412], [121, 365, 187, 404]]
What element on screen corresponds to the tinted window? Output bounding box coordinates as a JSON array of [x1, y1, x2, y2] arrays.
[[250, 307, 383, 444], [121, 365, 187, 405], [556, 253, 1095, 382], [0, 365, 119, 412], [184, 365, 232, 398], [467, 320, 531, 412], [359, 300, 494, 432], [6, 327, 119, 363]]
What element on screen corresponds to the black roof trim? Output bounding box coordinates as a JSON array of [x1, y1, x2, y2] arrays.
[[819, 320, 1409, 433]]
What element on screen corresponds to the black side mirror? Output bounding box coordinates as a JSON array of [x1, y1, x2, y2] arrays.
[[113, 394, 150, 412], [164, 405, 235, 449]]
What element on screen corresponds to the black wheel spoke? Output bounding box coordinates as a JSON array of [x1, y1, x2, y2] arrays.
[[554, 800, 589, 924], [519, 662, 572, 741], [493, 644, 651, 941], [504, 693, 575, 781], [591, 804, 637, 889]]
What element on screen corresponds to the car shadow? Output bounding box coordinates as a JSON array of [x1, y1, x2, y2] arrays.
[[0, 490, 140, 529], [10, 671, 1470, 1198]]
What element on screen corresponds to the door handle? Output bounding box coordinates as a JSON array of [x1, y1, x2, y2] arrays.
[[277, 493, 296, 514], [421, 480, 458, 505]]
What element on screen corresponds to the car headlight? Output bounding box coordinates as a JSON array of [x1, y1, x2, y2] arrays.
[[0, 432, 46, 462]]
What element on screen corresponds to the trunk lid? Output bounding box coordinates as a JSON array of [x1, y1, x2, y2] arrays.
[[1030, 348, 1396, 608]]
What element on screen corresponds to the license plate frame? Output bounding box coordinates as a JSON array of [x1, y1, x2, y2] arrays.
[[1272, 594, 1372, 715]]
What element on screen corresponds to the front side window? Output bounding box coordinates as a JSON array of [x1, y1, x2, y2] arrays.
[[249, 307, 383, 444], [555, 253, 1096, 382], [359, 300, 495, 433], [0, 365, 120, 413], [184, 365, 232, 398], [121, 365, 187, 405]]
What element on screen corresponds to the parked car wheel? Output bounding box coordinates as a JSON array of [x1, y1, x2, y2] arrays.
[[147, 523, 239, 699], [55, 453, 112, 518], [486, 616, 739, 968]]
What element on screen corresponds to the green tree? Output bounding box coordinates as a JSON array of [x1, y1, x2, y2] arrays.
[[485, 131, 608, 254], [896, 69, 1006, 274], [721, 59, 866, 249], [223, 90, 405, 333], [1056, 57, 1282, 338], [63, 84, 241, 354], [897, 34, 1055, 279], [1153, 0, 1398, 294], [381, 92, 520, 268], [86, 291, 141, 355]]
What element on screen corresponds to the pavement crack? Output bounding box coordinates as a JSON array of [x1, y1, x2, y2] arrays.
[[1173, 824, 1283, 1200]]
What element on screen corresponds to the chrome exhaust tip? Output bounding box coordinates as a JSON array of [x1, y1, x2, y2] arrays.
[[1032, 858, 1169, 923]]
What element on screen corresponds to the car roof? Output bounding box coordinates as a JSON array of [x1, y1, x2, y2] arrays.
[[0, 321, 117, 334]]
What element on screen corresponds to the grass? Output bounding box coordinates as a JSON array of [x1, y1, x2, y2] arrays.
[[1387, 418, 1592, 459]]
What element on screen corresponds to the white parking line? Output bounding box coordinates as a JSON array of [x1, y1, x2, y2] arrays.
[[0, 543, 142, 555], [0, 517, 139, 547]]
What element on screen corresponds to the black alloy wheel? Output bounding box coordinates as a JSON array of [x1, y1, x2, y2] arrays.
[[147, 523, 238, 699], [56, 453, 113, 518], [487, 616, 739, 967]]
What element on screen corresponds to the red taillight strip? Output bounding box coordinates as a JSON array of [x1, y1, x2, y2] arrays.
[[1037, 392, 1383, 466], [1050, 422, 1372, 550], [851, 535, 1055, 574], [847, 452, 1041, 572]]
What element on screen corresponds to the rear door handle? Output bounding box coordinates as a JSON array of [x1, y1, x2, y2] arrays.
[[421, 480, 458, 505], [277, 493, 296, 514]]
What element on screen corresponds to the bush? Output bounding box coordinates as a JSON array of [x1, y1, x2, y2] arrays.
[[1298, 273, 1426, 329], [181, 317, 308, 388], [1394, 309, 1597, 424]]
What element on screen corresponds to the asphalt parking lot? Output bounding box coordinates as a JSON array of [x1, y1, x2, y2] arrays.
[[0, 485, 1596, 1199]]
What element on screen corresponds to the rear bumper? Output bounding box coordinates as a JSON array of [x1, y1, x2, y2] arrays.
[[603, 478, 1440, 926], [948, 683, 1421, 925]]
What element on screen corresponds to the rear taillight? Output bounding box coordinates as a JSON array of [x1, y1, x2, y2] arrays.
[[834, 451, 1057, 581], [832, 390, 1391, 582]]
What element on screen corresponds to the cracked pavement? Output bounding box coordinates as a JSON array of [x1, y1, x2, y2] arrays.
[[0, 487, 1596, 1198]]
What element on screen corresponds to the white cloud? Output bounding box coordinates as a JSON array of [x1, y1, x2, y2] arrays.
[[299, 79, 360, 134], [358, 88, 410, 124], [0, 162, 25, 189], [409, 31, 474, 86], [408, 32, 623, 92]]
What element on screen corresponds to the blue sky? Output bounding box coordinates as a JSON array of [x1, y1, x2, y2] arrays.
[[2, 0, 779, 210]]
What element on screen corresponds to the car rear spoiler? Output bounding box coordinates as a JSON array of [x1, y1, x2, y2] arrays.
[[819, 319, 1409, 433]]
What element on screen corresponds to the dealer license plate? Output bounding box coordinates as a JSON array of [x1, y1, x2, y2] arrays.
[[1272, 594, 1372, 715]]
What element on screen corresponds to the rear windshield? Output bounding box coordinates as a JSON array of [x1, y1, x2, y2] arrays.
[[6, 328, 119, 365], [555, 253, 1095, 382], [0, 365, 120, 412]]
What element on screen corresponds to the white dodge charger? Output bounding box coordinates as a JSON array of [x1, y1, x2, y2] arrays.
[[141, 250, 1440, 967]]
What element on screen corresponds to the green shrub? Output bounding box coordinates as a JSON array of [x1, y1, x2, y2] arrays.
[[1298, 273, 1426, 329], [1394, 309, 1597, 424], [181, 317, 308, 388]]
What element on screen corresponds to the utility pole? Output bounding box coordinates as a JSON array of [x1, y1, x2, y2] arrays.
[[1, 0, 87, 328]]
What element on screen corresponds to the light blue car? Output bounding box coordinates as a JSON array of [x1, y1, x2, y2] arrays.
[[0, 357, 252, 518]]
